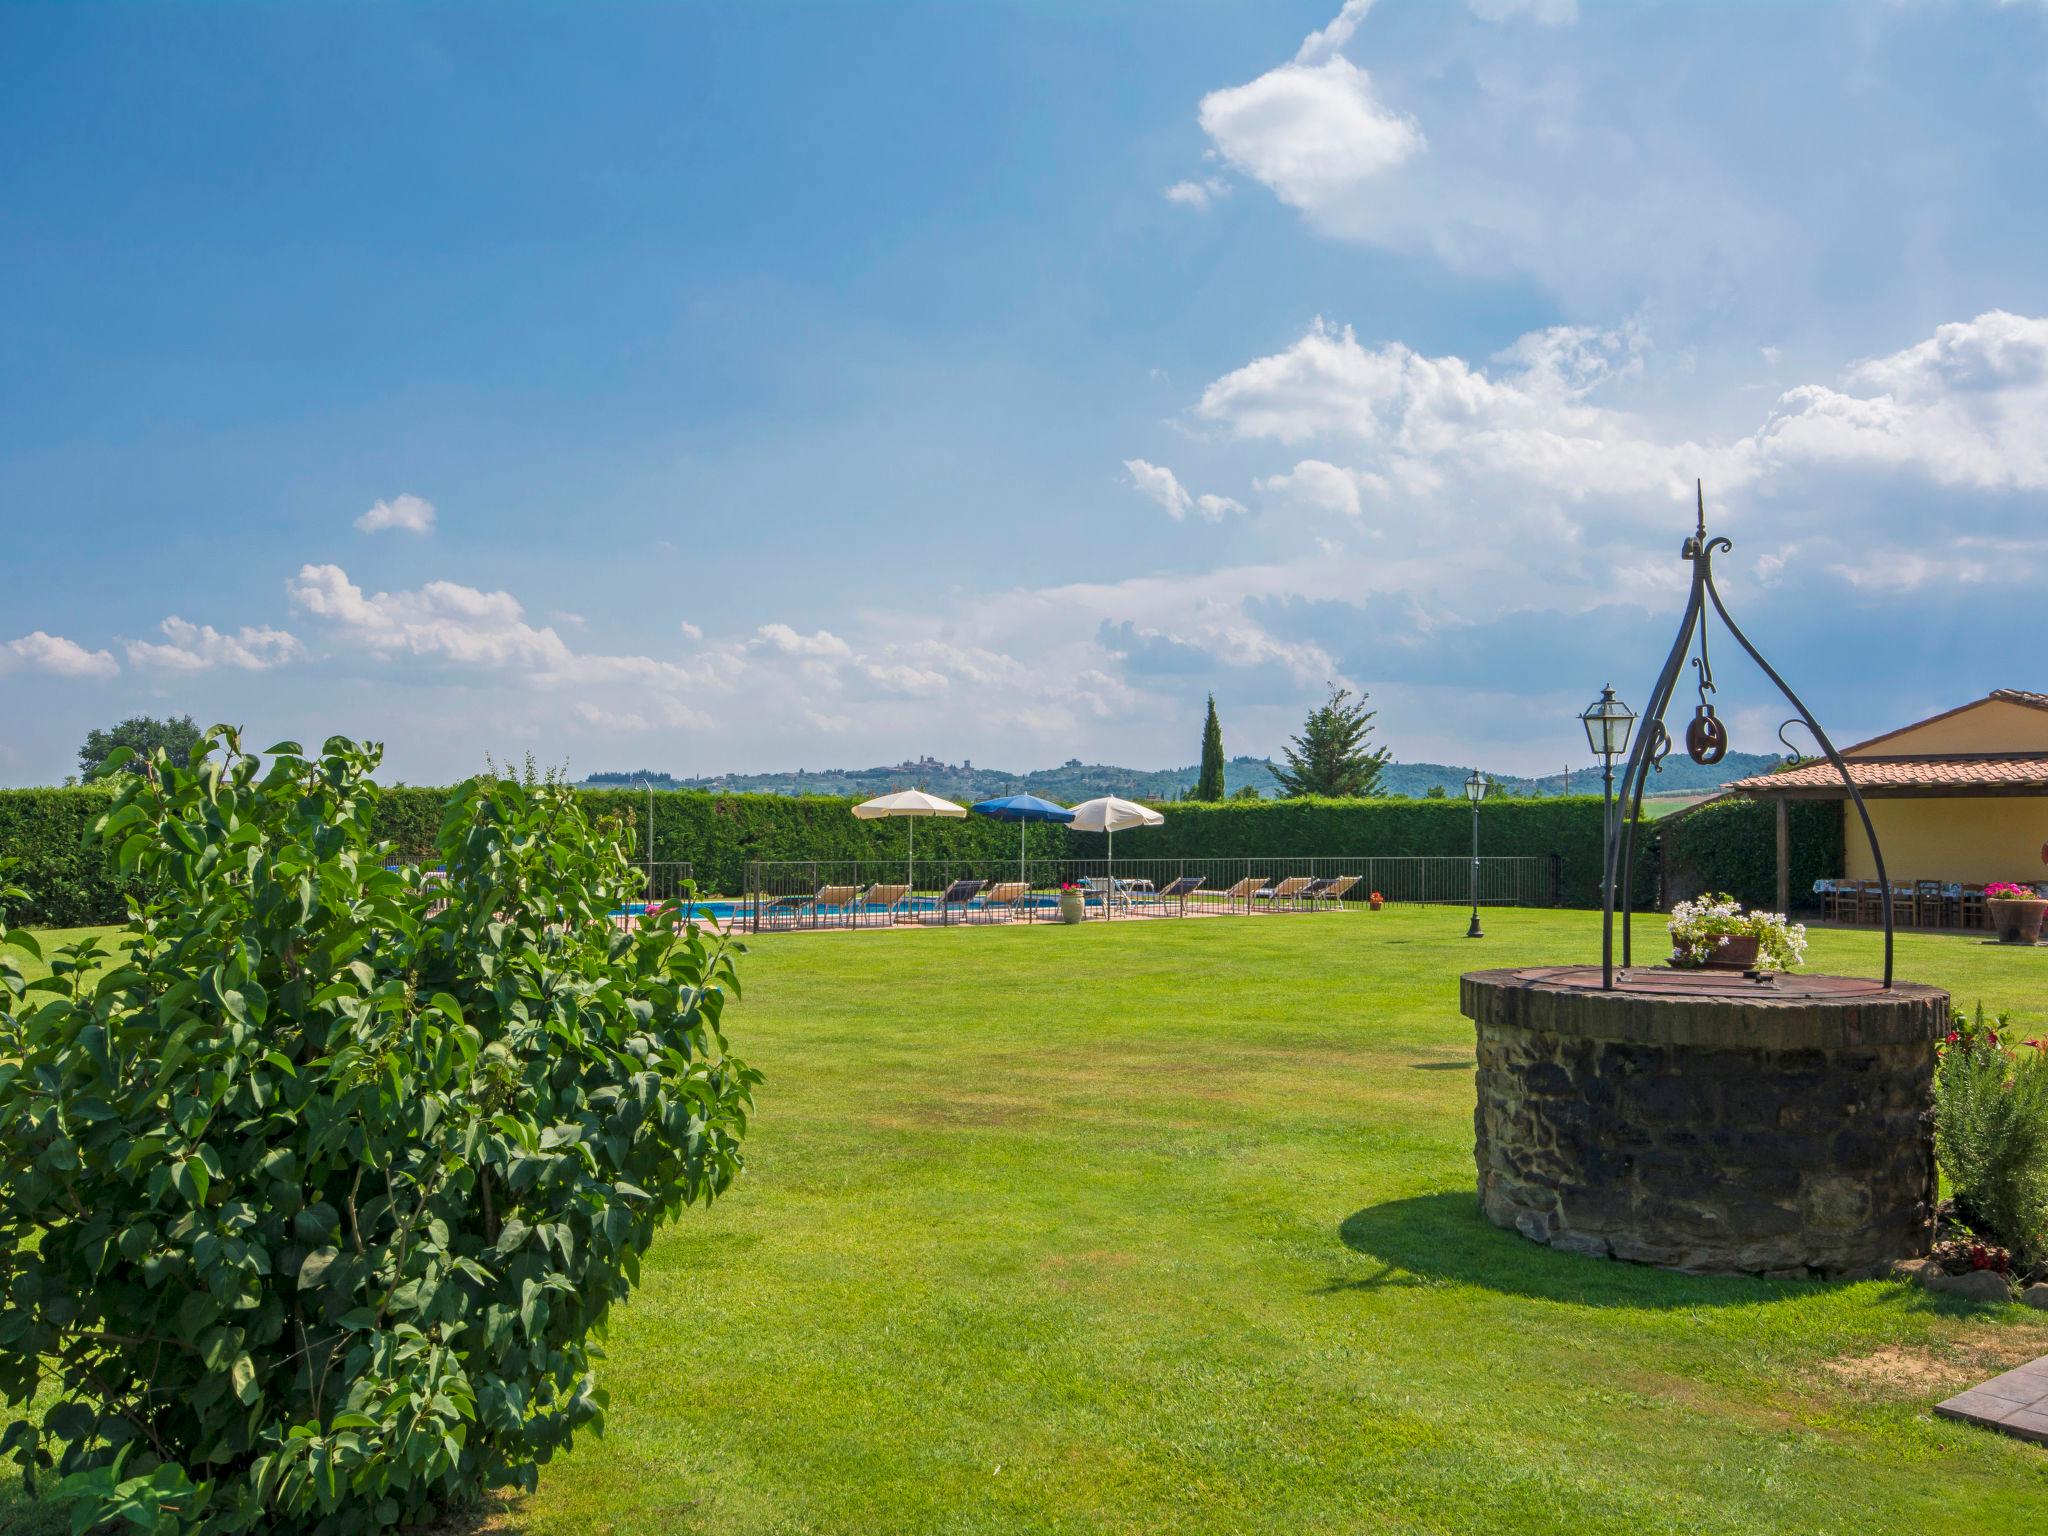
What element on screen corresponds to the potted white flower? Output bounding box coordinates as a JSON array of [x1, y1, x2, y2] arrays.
[[1667, 894, 1808, 972]]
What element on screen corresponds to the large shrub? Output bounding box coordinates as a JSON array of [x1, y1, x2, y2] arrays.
[[0, 730, 758, 1533], [1934, 1008, 2048, 1266]]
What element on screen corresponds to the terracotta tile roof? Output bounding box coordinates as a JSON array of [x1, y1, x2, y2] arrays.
[[1991, 688, 2048, 709], [1727, 754, 2048, 795]]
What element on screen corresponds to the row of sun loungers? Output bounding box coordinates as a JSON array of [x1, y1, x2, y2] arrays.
[[754, 873, 1363, 929]]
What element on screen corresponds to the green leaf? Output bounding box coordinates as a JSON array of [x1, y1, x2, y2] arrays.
[[298, 1246, 340, 1289]]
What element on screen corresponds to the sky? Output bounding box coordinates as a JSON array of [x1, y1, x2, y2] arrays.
[[4, 0, 2048, 786]]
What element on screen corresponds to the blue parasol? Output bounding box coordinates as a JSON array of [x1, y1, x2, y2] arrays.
[[970, 794, 1076, 882]]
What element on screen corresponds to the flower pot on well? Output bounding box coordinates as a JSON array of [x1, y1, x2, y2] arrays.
[[1671, 933, 1760, 970], [1058, 889, 1086, 925], [1986, 897, 2048, 945]]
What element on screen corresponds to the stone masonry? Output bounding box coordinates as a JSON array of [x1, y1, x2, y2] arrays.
[[1461, 966, 1949, 1278]]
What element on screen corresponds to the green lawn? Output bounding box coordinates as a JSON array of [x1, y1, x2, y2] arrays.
[[7, 910, 2048, 1533]]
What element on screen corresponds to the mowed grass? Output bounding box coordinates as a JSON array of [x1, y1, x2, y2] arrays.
[[7, 910, 2048, 1534]]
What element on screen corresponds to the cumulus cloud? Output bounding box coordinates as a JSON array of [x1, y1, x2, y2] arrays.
[[755, 623, 852, 659], [1121, 459, 1247, 521], [355, 493, 437, 535], [1199, 316, 1722, 502], [1752, 311, 2048, 490], [678, 619, 704, 641], [2, 631, 117, 679], [1198, 55, 1423, 212], [1257, 458, 1386, 516], [126, 616, 301, 672], [1164, 177, 1230, 210]]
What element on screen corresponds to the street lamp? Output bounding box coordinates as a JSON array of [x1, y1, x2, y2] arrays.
[[1464, 767, 1488, 939], [1579, 686, 1637, 985]]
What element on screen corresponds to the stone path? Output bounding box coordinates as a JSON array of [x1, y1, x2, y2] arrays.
[[1935, 1355, 2048, 1445]]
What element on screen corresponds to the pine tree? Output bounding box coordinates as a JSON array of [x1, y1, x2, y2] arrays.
[[1272, 686, 1391, 798], [1195, 694, 1227, 801]]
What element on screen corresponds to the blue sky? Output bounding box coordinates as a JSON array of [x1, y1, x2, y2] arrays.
[[5, 0, 2048, 785]]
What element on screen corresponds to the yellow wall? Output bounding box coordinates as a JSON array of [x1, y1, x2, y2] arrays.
[[1848, 697, 2048, 756], [1844, 796, 2048, 883]]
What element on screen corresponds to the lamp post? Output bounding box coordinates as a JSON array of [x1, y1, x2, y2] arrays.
[[1464, 767, 1488, 939], [1579, 686, 1637, 987]]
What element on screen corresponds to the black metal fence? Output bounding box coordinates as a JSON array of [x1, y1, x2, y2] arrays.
[[732, 855, 1556, 932], [629, 861, 695, 905]]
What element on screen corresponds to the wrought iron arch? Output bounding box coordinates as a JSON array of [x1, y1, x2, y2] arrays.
[[1601, 484, 1893, 989]]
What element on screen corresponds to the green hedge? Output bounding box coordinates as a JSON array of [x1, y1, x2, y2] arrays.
[[0, 785, 134, 928], [2, 782, 1750, 926], [1653, 796, 1841, 913]]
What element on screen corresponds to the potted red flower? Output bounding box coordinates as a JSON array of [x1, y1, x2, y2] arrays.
[[1368, 891, 1385, 911], [1984, 882, 2047, 944], [1057, 881, 1087, 925]]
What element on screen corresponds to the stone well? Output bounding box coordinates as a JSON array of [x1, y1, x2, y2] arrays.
[[1460, 966, 1949, 1278]]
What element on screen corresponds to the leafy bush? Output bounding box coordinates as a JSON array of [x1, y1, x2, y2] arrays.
[[0, 730, 758, 1533], [1934, 1006, 2048, 1267], [1655, 795, 1841, 914]]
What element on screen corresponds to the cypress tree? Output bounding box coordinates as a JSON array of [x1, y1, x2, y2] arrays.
[[1195, 694, 1227, 801]]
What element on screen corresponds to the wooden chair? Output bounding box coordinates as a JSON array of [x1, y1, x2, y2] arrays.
[[1854, 881, 1886, 926], [1960, 885, 1988, 931], [1888, 884, 1917, 929], [1913, 880, 1948, 928]]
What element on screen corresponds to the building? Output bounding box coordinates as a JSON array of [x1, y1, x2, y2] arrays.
[[1724, 688, 2048, 909]]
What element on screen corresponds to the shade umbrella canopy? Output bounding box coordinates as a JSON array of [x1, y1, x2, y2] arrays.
[[851, 790, 966, 893], [970, 794, 1075, 882], [1065, 797, 1165, 905], [1064, 796, 1164, 834]]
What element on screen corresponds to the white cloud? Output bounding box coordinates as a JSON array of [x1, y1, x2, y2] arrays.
[[1752, 311, 2048, 490], [1121, 458, 1245, 521], [1199, 316, 1724, 502], [1296, 0, 1378, 63], [355, 493, 437, 535], [1257, 458, 1386, 516], [754, 623, 852, 659], [1123, 457, 1194, 518], [2, 631, 117, 679], [1164, 177, 1230, 210], [678, 619, 704, 641], [126, 616, 301, 672], [1198, 56, 1423, 212]]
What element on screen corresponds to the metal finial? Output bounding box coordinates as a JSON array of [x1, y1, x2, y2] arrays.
[[1695, 479, 1705, 541]]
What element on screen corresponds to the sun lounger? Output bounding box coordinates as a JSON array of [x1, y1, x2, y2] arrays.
[[970, 880, 1030, 922], [813, 884, 860, 928], [1155, 874, 1204, 915], [857, 882, 910, 926], [1253, 876, 1315, 911], [1307, 874, 1359, 908], [1203, 876, 1266, 913], [925, 877, 989, 924]]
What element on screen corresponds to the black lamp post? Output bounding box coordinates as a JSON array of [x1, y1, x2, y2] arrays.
[[1579, 686, 1637, 986], [1464, 767, 1488, 938]]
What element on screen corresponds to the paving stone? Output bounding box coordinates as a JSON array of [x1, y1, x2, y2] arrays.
[[1936, 1357, 2048, 1447]]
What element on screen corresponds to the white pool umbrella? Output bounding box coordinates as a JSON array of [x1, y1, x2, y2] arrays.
[[851, 789, 966, 893], [1065, 796, 1164, 892]]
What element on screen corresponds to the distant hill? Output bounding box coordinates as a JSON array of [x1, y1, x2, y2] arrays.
[[580, 748, 1785, 802]]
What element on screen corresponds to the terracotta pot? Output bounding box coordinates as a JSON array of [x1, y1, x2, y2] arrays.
[[1674, 934, 1760, 970], [1702, 933, 1761, 969], [1368, 897, 1384, 911], [1058, 890, 1086, 925], [1987, 897, 2048, 945]]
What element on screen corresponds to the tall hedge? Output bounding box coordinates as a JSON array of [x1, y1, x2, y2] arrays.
[[0, 786, 133, 928], [1653, 796, 1841, 913], [0, 783, 1733, 926]]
